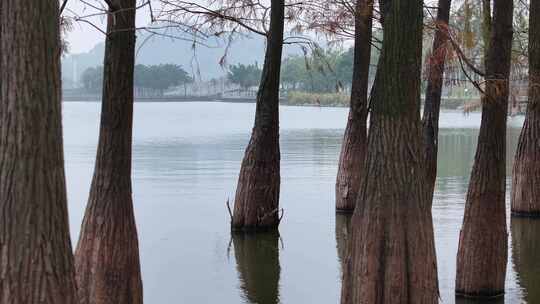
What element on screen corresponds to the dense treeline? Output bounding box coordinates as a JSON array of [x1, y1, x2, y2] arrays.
[[81, 63, 192, 96]]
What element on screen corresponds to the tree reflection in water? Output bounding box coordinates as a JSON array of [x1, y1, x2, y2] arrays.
[[511, 217, 540, 304], [233, 231, 281, 304]]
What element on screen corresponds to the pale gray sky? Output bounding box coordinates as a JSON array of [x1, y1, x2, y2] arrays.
[[64, 0, 152, 53]]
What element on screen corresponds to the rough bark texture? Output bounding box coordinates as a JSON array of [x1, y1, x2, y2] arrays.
[[511, 218, 540, 303], [421, 0, 451, 204], [233, 232, 280, 304], [511, 0, 540, 217], [232, 0, 285, 232], [455, 0, 513, 298], [340, 1, 439, 303], [335, 0, 373, 213], [74, 1, 143, 304], [0, 1, 79, 303]]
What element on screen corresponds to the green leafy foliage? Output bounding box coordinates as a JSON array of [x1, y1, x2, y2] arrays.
[[81, 64, 192, 94], [227, 63, 262, 89]]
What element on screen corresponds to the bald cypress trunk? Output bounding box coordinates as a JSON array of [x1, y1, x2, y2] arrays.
[[0, 1, 79, 303], [335, 0, 373, 212], [233, 232, 280, 304], [455, 0, 513, 298], [422, 0, 451, 203], [511, 0, 540, 217], [232, 0, 284, 232], [340, 1, 438, 303], [74, 1, 143, 303]]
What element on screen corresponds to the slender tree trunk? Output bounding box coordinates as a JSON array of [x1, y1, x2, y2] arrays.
[[232, 0, 285, 232], [74, 1, 143, 304], [482, 0, 491, 67], [335, 0, 373, 212], [340, 1, 439, 303], [422, 0, 451, 204], [0, 1, 79, 303], [455, 0, 513, 298], [232, 232, 280, 304], [510, 218, 540, 303], [511, 0, 540, 217]]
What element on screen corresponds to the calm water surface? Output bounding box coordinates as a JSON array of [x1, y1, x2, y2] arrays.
[[62, 102, 538, 304]]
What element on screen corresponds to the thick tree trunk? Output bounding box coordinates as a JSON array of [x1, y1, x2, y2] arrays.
[[340, 1, 438, 303], [0, 2, 79, 303], [232, 0, 285, 232], [232, 232, 280, 304], [511, 0, 540, 217], [422, 0, 451, 204], [335, 0, 373, 213], [74, 1, 143, 304], [510, 218, 540, 303], [455, 0, 513, 298]]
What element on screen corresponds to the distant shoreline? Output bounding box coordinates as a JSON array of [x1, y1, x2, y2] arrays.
[[61, 96, 526, 114]]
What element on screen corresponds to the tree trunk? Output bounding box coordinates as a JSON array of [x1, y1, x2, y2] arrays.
[[511, 0, 540, 217], [455, 0, 513, 298], [232, 231, 280, 304], [340, 1, 438, 303], [335, 0, 373, 213], [422, 0, 451, 204], [511, 218, 540, 303], [0, 1, 79, 303], [232, 0, 284, 232], [74, 1, 143, 304]]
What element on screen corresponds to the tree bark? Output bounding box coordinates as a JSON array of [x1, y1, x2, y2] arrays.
[[232, 0, 285, 232], [232, 231, 280, 304], [511, 0, 540, 217], [0, 1, 79, 303], [340, 1, 439, 303], [422, 0, 451, 205], [510, 218, 540, 303], [455, 0, 513, 298], [74, 1, 143, 304], [335, 0, 373, 213]]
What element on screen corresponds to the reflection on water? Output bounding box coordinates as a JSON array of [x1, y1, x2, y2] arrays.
[[511, 218, 540, 303], [61, 103, 530, 303], [335, 213, 352, 275], [455, 297, 505, 304], [233, 232, 281, 304]]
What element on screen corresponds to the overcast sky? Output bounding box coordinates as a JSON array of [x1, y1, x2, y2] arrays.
[[64, 0, 153, 53]]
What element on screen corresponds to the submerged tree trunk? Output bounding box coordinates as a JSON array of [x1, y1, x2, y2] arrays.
[[340, 0, 439, 303], [511, 0, 540, 217], [335, 0, 373, 212], [233, 231, 280, 304], [74, 1, 143, 304], [455, 0, 513, 298], [0, 1, 79, 303], [422, 0, 451, 204], [232, 0, 285, 232]]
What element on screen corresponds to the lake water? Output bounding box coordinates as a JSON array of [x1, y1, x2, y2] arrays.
[[62, 101, 538, 304]]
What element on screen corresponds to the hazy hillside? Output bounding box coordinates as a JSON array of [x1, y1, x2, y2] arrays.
[[62, 32, 301, 87]]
